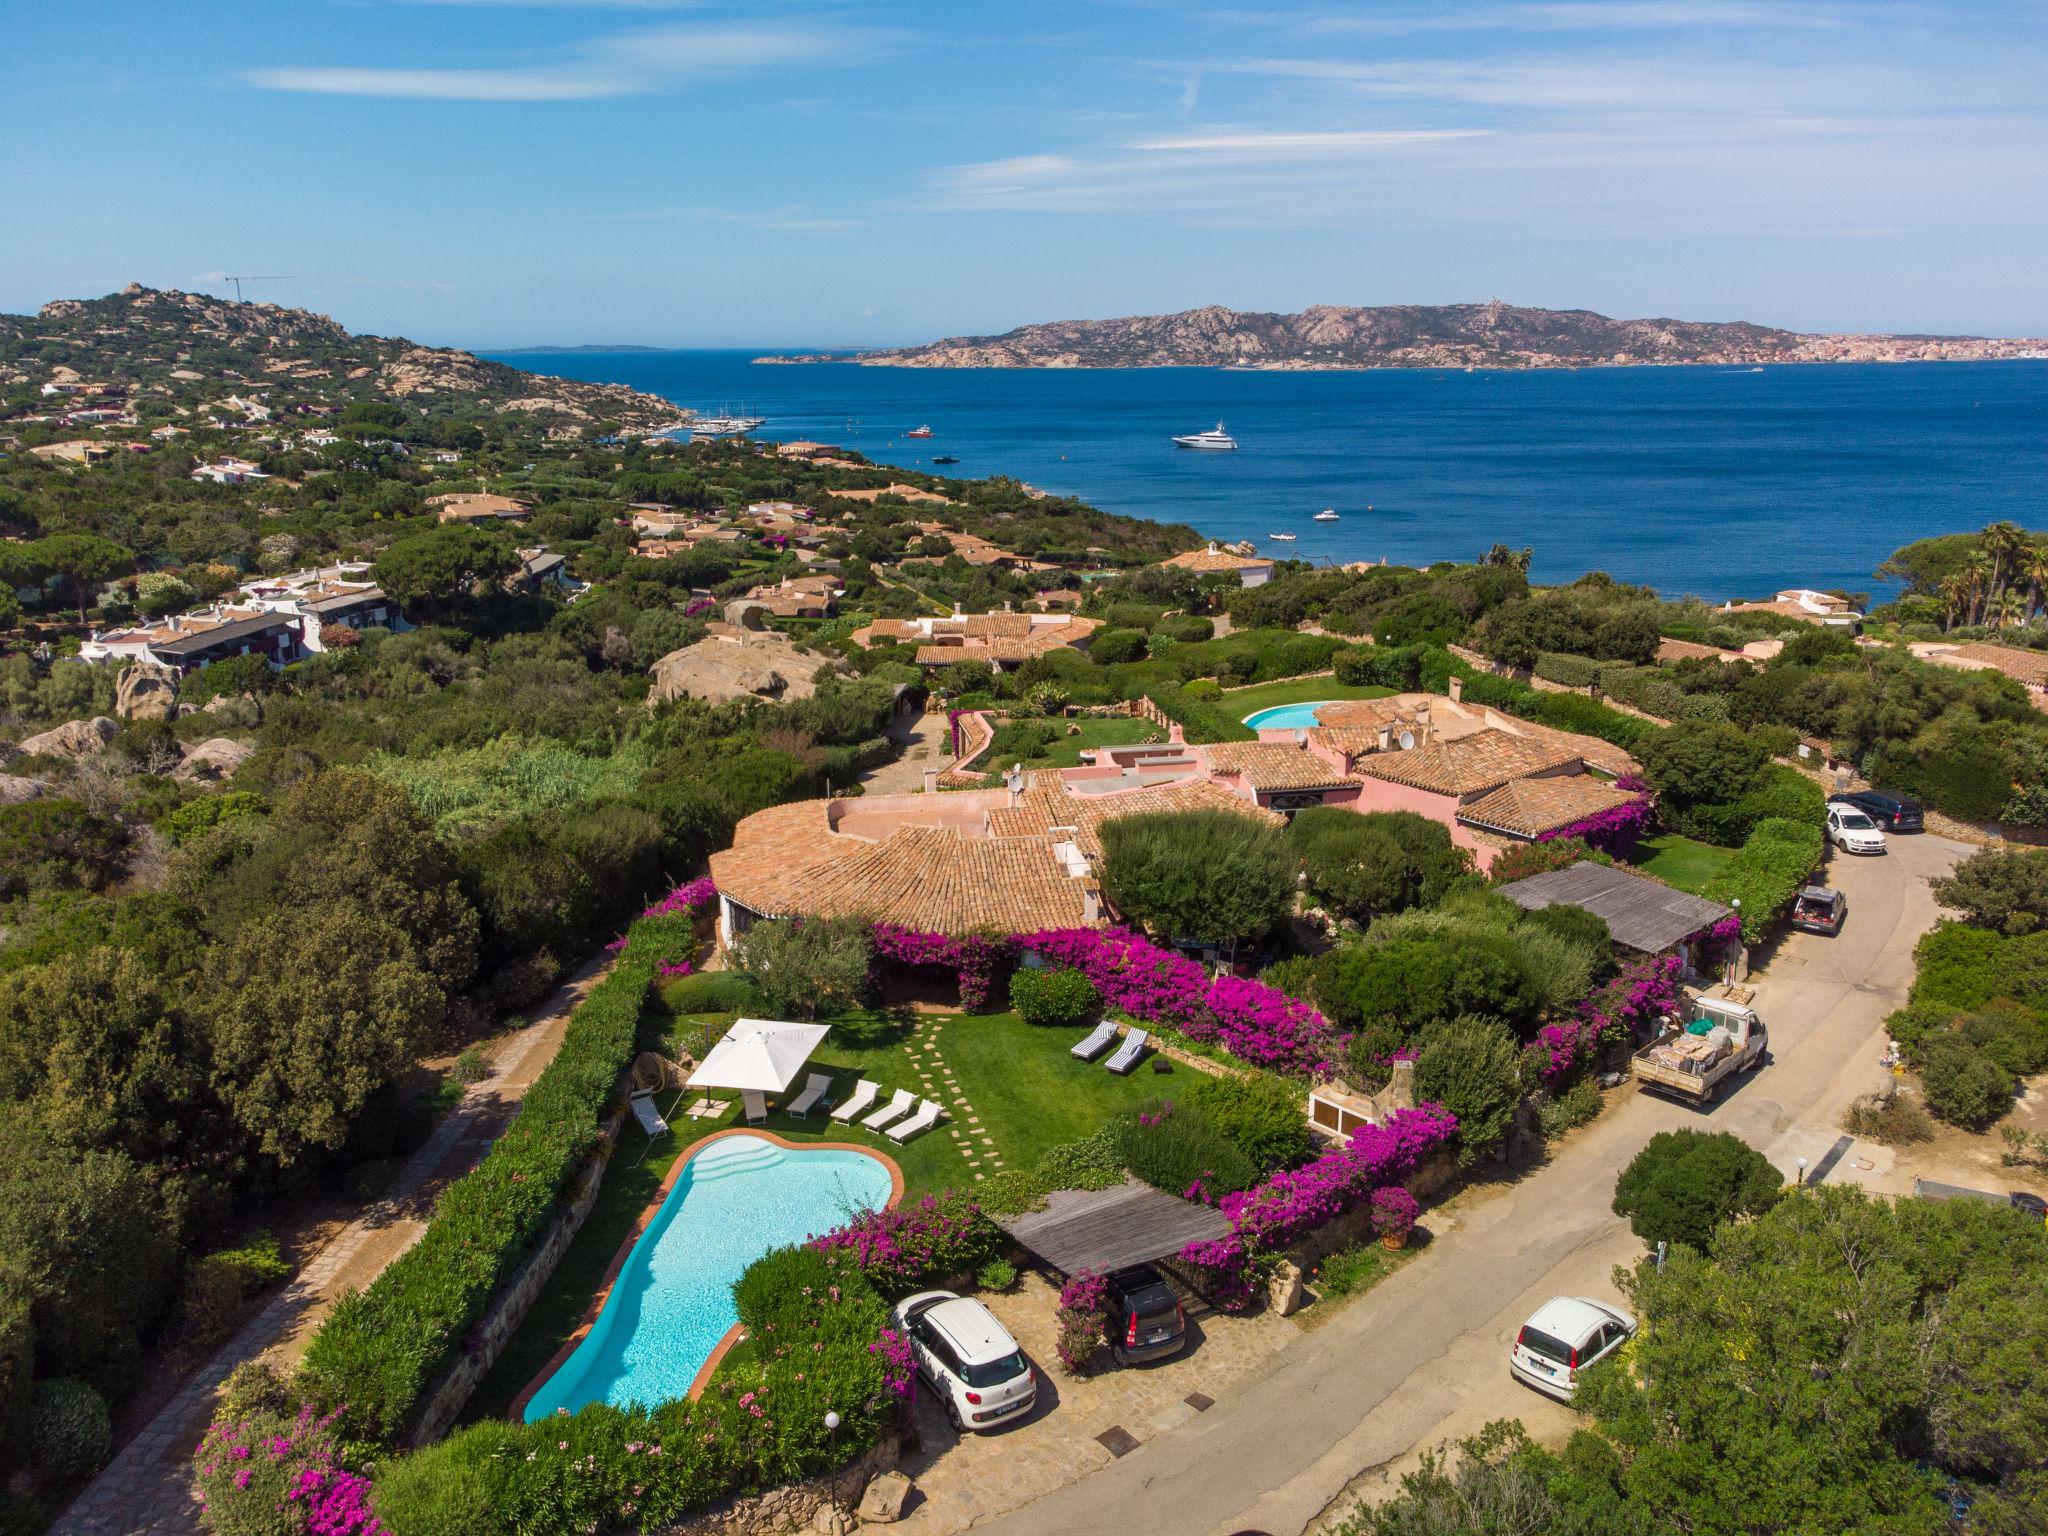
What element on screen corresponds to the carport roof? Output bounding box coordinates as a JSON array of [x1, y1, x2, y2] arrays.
[[1498, 860, 1732, 954], [996, 1178, 1231, 1276]]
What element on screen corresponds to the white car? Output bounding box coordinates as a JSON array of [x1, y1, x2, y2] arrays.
[[1827, 803, 1888, 855], [1509, 1296, 1636, 1400], [891, 1290, 1037, 1432]]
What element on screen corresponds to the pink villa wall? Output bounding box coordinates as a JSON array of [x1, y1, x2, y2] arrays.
[[1346, 778, 1501, 871]]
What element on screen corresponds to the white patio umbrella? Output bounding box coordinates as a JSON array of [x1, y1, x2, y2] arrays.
[[685, 1017, 832, 1122]]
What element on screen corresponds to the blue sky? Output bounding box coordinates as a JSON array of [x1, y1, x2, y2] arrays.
[[3, 1, 2044, 347]]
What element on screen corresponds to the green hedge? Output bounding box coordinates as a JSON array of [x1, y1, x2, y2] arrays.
[[1533, 652, 1600, 689], [1145, 683, 1255, 744], [1595, 664, 1729, 724], [1702, 816, 1825, 942], [298, 915, 692, 1442], [1667, 765, 1826, 846]]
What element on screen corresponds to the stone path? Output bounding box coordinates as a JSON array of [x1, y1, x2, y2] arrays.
[[903, 1019, 1003, 1180], [860, 711, 953, 796], [49, 954, 618, 1536]]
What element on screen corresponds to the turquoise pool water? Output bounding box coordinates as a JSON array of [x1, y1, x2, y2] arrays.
[[522, 1134, 893, 1419], [1243, 702, 1337, 731]]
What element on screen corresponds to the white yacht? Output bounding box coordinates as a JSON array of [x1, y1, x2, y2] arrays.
[[1172, 423, 1237, 450], [1313, 508, 1341, 522], [1268, 532, 1297, 542]]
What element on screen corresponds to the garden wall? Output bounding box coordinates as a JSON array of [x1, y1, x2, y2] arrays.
[[1281, 1150, 1459, 1272], [409, 1103, 627, 1445], [651, 1432, 901, 1536]]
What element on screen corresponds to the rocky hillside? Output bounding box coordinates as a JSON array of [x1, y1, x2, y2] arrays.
[[760, 301, 2046, 370], [0, 285, 687, 431]]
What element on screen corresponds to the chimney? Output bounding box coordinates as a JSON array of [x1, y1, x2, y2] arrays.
[[1003, 600, 1013, 613], [922, 768, 939, 795], [1377, 724, 1392, 753], [1082, 887, 1101, 923], [1448, 676, 1464, 703]]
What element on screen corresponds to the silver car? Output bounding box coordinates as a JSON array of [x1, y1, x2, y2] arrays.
[[1509, 1295, 1635, 1401]]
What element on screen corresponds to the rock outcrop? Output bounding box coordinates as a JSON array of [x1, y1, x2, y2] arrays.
[[648, 628, 833, 708], [115, 662, 179, 721], [19, 716, 117, 759], [172, 737, 254, 781]]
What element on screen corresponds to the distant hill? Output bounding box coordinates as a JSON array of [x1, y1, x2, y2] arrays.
[[501, 344, 672, 355], [0, 285, 687, 431], [755, 301, 2048, 371]]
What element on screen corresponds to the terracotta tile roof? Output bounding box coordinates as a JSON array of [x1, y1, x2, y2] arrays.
[[1943, 642, 2048, 688], [1160, 544, 1273, 573], [1656, 638, 1738, 664], [1458, 775, 1639, 837], [1351, 728, 1582, 797], [987, 777, 1280, 861], [1199, 742, 1359, 792], [1491, 715, 1639, 779]]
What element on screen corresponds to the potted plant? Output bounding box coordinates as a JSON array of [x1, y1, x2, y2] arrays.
[[1370, 1186, 1420, 1251]]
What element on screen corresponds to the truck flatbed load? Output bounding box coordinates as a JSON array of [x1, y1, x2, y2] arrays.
[[1632, 992, 1767, 1103]]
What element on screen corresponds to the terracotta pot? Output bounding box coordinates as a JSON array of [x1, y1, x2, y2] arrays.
[[1380, 1230, 1409, 1251]]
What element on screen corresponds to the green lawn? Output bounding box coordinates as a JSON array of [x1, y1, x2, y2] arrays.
[[1219, 676, 1396, 717], [465, 1005, 1169, 1422], [1630, 833, 1737, 894], [983, 715, 1163, 777]]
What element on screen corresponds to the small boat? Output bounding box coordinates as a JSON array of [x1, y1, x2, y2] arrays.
[[932, 454, 958, 465], [1172, 423, 1237, 450], [1313, 508, 1340, 522], [1268, 533, 1297, 542], [906, 425, 934, 439]]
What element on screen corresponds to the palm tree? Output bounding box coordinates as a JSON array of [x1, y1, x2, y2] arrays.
[[1990, 589, 2027, 631], [1960, 550, 1996, 626], [1940, 574, 1971, 630], [1981, 521, 2029, 604], [2021, 544, 2048, 620]]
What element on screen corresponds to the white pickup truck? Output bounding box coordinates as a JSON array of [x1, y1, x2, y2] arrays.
[[1632, 990, 1768, 1104]]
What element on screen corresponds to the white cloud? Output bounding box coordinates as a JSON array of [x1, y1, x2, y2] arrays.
[[244, 21, 874, 102], [1129, 128, 1492, 152]]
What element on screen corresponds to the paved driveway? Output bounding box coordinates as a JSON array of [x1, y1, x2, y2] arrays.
[[977, 833, 1966, 1536]]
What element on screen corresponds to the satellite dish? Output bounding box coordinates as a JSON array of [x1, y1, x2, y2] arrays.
[[1397, 730, 1416, 750]]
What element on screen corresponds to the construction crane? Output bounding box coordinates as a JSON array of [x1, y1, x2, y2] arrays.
[[223, 274, 292, 302]]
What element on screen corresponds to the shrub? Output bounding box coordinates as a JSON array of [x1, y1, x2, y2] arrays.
[[30, 1378, 112, 1481], [0, 798, 129, 899], [1933, 846, 2048, 937], [1158, 614, 1214, 644], [1311, 1241, 1391, 1297], [1055, 1271, 1109, 1373], [1009, 966, 1102, 1029], [0, 1275, 30, 1479], [1369, 1186, 1420, 1239], [297, 917, 689, 1441], [1910, 923, 2020, 1011], [1487, 836, 1612, 885], [1090, 628, 1149, 665], [1115, 1100, 1257, 1202], [452, 1046, 491, 1084], [660, 969, 768, 1016], [1702, 816, 1824, 942], [1287, 808, 1471, 920], [1099, 808, 1295, 946], [1182, 1071, 1313, 1170], [193, 1402, 379, 1536], [732, 915, 874, 1018], [1960, 1000, 2048, 1077], [1208, 1103, 1459, 1256], [1412, 1015, 1526, 1167], [977, 1258, 1017, 1292], [1181, 677, 1222, 700], [1611, 1130, 1784, 1253], [1919, 1037, 2016, 1130], [1533, 652, 1601, 689], [1640, 721, 1769, 812], [1536, 1077, 1604, 1139], [812, 1190, 1002, 1296], [977, 1128, 1126, 1217], [1843, 1090, 1934, 1146]]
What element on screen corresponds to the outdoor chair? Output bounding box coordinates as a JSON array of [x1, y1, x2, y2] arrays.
[[887, 1098, 943, 1143], [628, 1091, 669, 1137], [861, 1088, 916, 1131], [832, 1079, 880, 1122], [785, 1072, 833, 1118], [1071, 1020, 1119, 1061], [1104, 1028, 1150, 1075]]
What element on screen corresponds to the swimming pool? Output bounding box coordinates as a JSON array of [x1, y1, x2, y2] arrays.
[[520, 1133, 894, 1419], [1243, 701, 1339, 731]]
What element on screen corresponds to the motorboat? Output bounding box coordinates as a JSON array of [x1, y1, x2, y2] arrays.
[[1172, 423, 1237, 450], [1268, 532, 1297, 541], [1313, 508, 1340, 522], [931, 454, 959, 465], [906, 425, 934, 438]]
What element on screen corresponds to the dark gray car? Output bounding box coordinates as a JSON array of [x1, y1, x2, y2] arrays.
[[1105, 1265, 1186, 1365]]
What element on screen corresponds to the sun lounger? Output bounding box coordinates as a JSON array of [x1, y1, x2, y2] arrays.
[[1071, 1021, 1119, 1061], [887, 1098, 943, 1143], [628, 1092, 669, 1136], [1104, 1028, 1150, 1075], [861, 1088, 916, 1131], [785, 1072, 833, 1118], [832, 1079, 880, 1123]]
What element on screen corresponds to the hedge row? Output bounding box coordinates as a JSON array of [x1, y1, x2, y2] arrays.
[[1533, 651, 1600, 688], [297, 914, 693, 1442], [1702, 816, 1826, 942], [1145, 681, 1256, 744], [1595, 664, 1729, 724]]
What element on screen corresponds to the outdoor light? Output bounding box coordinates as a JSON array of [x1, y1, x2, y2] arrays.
[[1796, 1156, 1808, 1186], [824, 1411, 841, 1432]]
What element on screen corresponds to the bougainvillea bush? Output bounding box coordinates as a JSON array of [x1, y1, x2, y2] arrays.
[[194, 1403, 383, 1536], [1054, 1270, 1110, 1373], [1538, 794, 1653, 858], [811, 1190, 1003, 1296], [1532, 952, 1682, 1083], [869, 924, 1012, 1011], [1015, 928, 1340, 1073]]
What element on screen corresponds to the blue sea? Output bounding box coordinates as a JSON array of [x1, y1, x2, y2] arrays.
[[490, 350, 2048, 602]]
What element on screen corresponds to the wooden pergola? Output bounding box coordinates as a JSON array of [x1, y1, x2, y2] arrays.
[[996, 1178, 1232, 1277]]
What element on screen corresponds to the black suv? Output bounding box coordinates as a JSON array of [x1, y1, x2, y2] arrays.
[[1105, 1265, 1187, 1365], [1828, 790, 1923, 833]]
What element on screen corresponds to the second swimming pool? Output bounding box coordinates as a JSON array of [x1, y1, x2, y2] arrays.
[[521, 1132, 895, 1419], [1242, 701, 1339, 731]]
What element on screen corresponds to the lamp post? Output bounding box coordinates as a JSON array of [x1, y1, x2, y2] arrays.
[[1795, 1156, 1808, 1188], [824, 1409, 840, 1444]]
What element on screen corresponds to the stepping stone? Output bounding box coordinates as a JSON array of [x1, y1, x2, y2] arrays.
[[1184, 1392, 1214, 1412], [973, 1172, 984, 1182], [989, 1157, 1005, 1168], [967, 1116, 981, 1126]]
